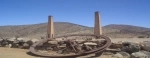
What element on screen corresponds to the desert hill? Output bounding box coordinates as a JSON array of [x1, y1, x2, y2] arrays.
[[0, 22, 150, 39]]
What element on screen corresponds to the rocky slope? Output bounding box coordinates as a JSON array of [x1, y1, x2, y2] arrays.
[[0, 22, 150, 39]]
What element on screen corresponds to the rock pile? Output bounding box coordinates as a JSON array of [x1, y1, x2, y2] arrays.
[[0, 37, 39, 49], [1, 37, 150, 58], [111, 41, 150, 58]]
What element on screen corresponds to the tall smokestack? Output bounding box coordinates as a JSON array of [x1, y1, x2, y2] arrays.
[[94, 11, 103, 56], [47, 16, 54, 39], [94, 11, 102, 35]]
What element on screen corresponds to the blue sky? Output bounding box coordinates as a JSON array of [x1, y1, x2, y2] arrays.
[[0, 0, 150, 28]]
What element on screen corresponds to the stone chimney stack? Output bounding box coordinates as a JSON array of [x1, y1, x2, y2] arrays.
[[47, 16, 54, 39], [94, 11, 102, 35]]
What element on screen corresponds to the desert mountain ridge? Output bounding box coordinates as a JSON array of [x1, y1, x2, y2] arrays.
[[0, 22, 150, 39]]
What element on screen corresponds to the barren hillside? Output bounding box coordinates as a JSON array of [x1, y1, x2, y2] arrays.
[[0, 22, 150, 39]]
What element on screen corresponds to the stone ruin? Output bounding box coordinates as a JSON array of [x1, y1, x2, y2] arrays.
[[30, 11, 150, 58], [29, 11, 112, 58]]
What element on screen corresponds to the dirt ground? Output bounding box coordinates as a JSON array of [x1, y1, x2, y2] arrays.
[[0, 47, 114, 58], [0, 47, 37, 58]]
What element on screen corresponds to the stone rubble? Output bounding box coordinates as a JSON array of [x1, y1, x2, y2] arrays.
[[1, 38, 150, 58], [111, 41, 150, 58]]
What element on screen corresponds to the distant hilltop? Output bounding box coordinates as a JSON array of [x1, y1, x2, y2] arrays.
[[0, 22, 150, 39]]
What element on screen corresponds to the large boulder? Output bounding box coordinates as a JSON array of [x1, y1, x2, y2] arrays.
[[0, 38, 3, 41], [121, 42, 141, 54], [113, 52, 130, 58], [110, 41, 123, 49], [7, 37, 16, 42], [141, 41, 150, 52], [141, 51, 150, 57], [84, 42, 97, 46], [122, 42, 131, 46], [131, 51, 150, 58], [22, 43, 30, 49], [0, 39, 2, 45], [48, 41, 58, 45], [0, 39, 9, 47], [31, 39, 39, 43], [17, 38, 24, 41], [113, 53, 123, 58], [110, 42, 122, 49], [21, 38, 30, 42]]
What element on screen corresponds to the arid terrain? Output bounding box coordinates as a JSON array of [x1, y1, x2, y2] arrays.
[[0, 47, 113, 58], [0, 22, 150, 39], [3, 47, 119, 58], [0, 38, 150, 58], [0, 47, 36, 58], [0, 22, 150, 58]]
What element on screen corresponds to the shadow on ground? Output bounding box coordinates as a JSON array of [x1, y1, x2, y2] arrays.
[[26, 52, 43, 57]]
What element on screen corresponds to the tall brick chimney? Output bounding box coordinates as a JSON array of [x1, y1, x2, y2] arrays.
[[47, 16, 54, 39], [94, 11, 102, 35]]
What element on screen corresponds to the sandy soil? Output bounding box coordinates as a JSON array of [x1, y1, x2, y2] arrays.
[[0, 47, 114, 58], [0, 47, 38, 58]]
